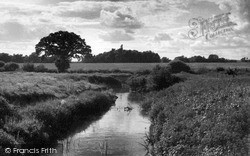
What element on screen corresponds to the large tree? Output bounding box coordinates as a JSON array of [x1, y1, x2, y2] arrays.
[[35, 31, 91, 72]]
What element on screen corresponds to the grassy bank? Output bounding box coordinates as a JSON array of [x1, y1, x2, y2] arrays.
[[0, 72, 123, 105], [141, 75, 250, 155], [0, 72, 121, 155], [0, 91, 116, 155]]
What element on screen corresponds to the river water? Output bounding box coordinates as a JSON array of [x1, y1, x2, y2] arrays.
[[48, 92, 150, 156]]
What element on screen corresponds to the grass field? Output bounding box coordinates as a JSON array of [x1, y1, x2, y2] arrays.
[[1, 63, 250, 156], [19, 62, 250, 72]]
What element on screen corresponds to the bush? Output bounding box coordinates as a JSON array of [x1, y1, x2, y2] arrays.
[[0, 61, 5, 68], [167, 60, 191, 73], [4, 62, 19, 71], [127, 75, 148, 92], [127, 65, 182, 92], [216, 67, 225, 72], [22, 63, 35, 72], [149, 65, 181, 90], [35, 64, 48, 72]]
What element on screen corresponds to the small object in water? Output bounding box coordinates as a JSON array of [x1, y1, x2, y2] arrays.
[[61, 99, 66, 105], [124, 106, 133, 111]]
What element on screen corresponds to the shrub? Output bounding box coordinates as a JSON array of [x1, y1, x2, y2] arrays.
[[167, 60, 191, 73], [34, 64, 48, 72], [149, 65, 181, 90], [216, 67, 225, 72], [128, 65, 182, 92], [127, 75, 148, 92], [0, 61, 5, 68], [4, 62, 19, 71], [22, 63, 35, 72]]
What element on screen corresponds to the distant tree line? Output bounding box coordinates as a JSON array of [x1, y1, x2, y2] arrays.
[[241, 57, 250, 62], [174, 54, 239, 63], [0, 51, 248, 64], [83, 46, 162, 63], [0, 52, 56, 63]]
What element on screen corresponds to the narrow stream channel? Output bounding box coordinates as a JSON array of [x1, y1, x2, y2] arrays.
[[47, 92, 150, 156]]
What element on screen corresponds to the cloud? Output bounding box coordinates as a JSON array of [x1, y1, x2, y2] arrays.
[[54, 1, 121, 19], [0, 21, 35, 41], [99, 30, 134, 42], [55, 2, 103, 19], [206, 0, 250, 33], [154, 33, 172, 41], [100, 7, 144, 29]]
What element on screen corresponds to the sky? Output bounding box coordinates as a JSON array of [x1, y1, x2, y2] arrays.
[[0, 0, 249, 59]]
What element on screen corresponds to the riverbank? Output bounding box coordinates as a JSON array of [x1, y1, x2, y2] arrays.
[[46, 92, 150, 156], [0, 72, 120, 155], [140, 73, 250, 155]]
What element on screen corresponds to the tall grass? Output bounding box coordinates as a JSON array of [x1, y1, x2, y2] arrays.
[[141, 77, 250, 155], [0, 72, 103, 105]]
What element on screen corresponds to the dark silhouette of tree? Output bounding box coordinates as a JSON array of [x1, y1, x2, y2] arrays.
[[27, 52, 41, 63], [11, 54, 24, 63], [188, 56, 207, 62], [174, 55, 189, 62], [35, 31, 91, 72], [87, 48, 161, 63], [161, 57, 171, 63], [241, 57, 250, 62], [0, 53, 11, 62], [208, 54, 219, 62]]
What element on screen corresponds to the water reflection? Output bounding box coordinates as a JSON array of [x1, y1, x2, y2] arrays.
[[49, 93, 150, 156]]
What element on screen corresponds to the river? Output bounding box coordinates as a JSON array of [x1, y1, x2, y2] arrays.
[[47, 92, 150, 156]]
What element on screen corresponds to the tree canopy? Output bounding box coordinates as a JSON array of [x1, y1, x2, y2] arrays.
[[35, 31, 91, 72]]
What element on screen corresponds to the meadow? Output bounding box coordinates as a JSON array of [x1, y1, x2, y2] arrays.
[[1, 61, 250, 156], [19, 62, 250, 72]]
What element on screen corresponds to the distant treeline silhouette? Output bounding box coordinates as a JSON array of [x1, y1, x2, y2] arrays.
[[0, 52, 56, 63], [174, 55, 239, 63], [0, 49, 248, 63], [83, 46, 161, 63]]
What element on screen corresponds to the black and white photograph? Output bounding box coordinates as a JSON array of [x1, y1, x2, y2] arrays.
[[0, 0, 250, 155]]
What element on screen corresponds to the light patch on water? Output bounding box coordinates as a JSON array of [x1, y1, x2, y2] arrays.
[[48, 92, 150, 156]]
